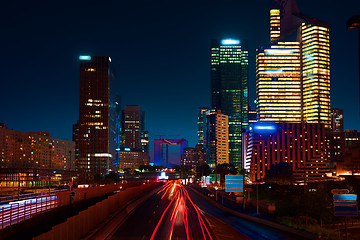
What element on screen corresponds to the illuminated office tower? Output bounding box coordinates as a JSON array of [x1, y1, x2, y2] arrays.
[[76, 56, 119, 183], [122, 105, 143, 150], [211, 39, 248, 168], [256, 42, 302, 122], [257, 0, 331, 128], [301, 23, 331, 128], [197, 107, 210, 145], [205, 110, 229, 167], [270, 9, 281, 42]]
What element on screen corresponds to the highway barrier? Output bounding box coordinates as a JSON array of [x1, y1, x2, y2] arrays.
[[32, 182, 163, 240], [0, 181, 144, 230]]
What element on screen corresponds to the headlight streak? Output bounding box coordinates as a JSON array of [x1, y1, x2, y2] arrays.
[[151, 182, 213, 240]]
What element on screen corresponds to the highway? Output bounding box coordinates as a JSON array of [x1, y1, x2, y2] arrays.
[[108, 181, 248, 240], [185, 187, 308, 240], [104, 181, 313, 240]]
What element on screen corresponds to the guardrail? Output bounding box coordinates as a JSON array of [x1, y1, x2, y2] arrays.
[[0, 181, 145, 230], [33, 182, 163, 240], [0, 189, 67, 203], [1, 195, 57, 229]]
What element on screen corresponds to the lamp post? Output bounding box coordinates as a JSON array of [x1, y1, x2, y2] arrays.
[[347, 16, 360, 116]]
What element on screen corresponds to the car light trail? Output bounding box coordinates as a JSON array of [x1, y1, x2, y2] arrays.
[[151, 182, 213, 240]]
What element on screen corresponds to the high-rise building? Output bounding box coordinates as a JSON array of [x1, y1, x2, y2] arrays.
[[256, 42, 302, 122], [122, 105, 143, 150], [256, 0, 331, 128], [205, 110, 229, 167], [211, 39, 248, 167], [76, 55, 119, 183], [197, 107, 210, 145], [119, 105, 149, 170], [301, 23, 331, 127]]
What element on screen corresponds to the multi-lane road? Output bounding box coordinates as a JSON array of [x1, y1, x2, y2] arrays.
[[102, 181, 312, 240]]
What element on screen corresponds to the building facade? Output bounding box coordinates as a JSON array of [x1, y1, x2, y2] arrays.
[[205, 110, 229, 167], [0, 124, 75, 171], [122, 105, 143, 150], [181, 144, 207, 170], [211, 39, 248, 168], [256, 0, 331, 128], [256, 41, 302, 122], [76, 56, 119, 183], [330, 108, 344, 132], [118, 148, 148, 170], [197, 107, 210, 145], [245, 122, 327, 182]]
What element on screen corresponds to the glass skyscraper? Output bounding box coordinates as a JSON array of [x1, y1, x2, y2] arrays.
[[301, 23, 331, 127], [256, 0, 331, 128], [211, 39, 249, 168], [256, 42, 302, 122], [76, 56, 119, 183]]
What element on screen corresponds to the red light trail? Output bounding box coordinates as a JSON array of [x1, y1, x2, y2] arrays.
[[150, 182, 213, 240]]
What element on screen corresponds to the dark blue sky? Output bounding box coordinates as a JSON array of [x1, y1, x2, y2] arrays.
[[1, 0, 360, 160]]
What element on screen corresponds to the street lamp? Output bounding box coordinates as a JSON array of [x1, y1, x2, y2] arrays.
[[347, 15, 360, 116]]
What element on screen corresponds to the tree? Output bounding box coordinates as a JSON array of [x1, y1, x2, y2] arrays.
[[196, 164, 211, 179]]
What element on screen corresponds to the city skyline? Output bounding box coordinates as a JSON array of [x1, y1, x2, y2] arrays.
[[1, 0, 360, 151]]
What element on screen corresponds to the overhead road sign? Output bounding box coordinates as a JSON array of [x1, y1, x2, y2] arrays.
[[333, 194, 358, 216], [210, 174, 220, 183], [225, 175, 243, 193]]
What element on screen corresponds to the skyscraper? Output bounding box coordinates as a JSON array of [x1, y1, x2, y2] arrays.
[[197, 107, 210, 145], [301, 23, 331, 127], [205, 110, 229, 167], [256, 42, 302, 122], [211, 39, 249, 168], [122, 105, 143, 150], [76, 56, 119, 183], [256, 0, 331, 128]]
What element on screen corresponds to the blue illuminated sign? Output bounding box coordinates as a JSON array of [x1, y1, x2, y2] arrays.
[[124, 148, 131, 151], [225, 175, 243, 193], [334, 194, 357, 201], [254, 126, 276, 130], [79, 55, 91, 60], [221, 39, 240, 45], [333, 194, 358, 217], [250, 123, 277, 134]]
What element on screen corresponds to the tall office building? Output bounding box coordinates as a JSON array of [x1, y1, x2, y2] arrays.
[[122, 105, 144, 150], [301, 23, 331, 127], [76, 55, 119, 183], [256, 42, 302, 122], [211, 39, 248, 168], [205, 110, 229, 167], [119, 105, 149, 170], [256, 0, 331, 128], [197, 107, 210, 145]]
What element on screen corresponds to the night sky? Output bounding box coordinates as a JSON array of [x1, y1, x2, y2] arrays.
[[1, 0, 360, 160]]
